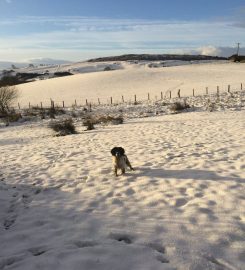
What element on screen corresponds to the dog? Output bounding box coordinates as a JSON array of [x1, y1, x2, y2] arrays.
[[111, 147, 134, 176]]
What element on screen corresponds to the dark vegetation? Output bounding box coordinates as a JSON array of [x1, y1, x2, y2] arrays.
[[48, 118, 76, 136], [228, 54, 245, 63], [83, 114, 123, 131], [0, 72, 73, 87], [0, 86, 21, 125], [53, 71, 73, 77], [169, 101, 191, 112], [88, 54, 227, 62]]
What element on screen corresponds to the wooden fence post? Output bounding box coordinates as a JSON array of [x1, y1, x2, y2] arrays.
[[98, 98, 100, 105], [161, 91, 163, 99], [75, 99, 77, 107], [110, 97, 113, 104], [40, 102, 43, 109], [122, 95, 124, 103], [63, 101, 65, 108], [170, 91, 172, 99], [193, 89, 195, 97], [217, 86, 219, 96], [148, 93, 150, 100], [18, 103, 20, 109], [86, 99, 88, 106], [228, 85, 230, 93], [177, 89, 180, 98], [134, 94, 137, 104], [29, 102, 31, 109], [89, 103, 92, 112], [241, 83, 243, 90]]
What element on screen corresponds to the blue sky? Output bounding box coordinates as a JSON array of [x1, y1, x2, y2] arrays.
[[0, 0, 245, 62]]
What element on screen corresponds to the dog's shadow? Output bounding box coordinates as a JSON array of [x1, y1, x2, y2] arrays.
[[126, 167, 243, 183]]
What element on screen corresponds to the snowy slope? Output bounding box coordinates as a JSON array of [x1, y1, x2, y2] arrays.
[[1, 61, 245, 270], [16, 61, 245, 108], [1, 110, 245, 270]]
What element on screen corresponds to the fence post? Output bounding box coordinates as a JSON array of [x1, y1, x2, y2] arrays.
[[178, 89, 180, 98], [40, 102, 43, 109], [86, 99, 88, 106], [134, 95, 137, 104], [206, 87, 208, 95], [228, 85, 230, 93], [148, 93, 150, 100], [170, 91, 172, 99], [75, 99, 77, 107], [122, 95, 124, 103], [217, 86, 219, 96], [29, 102, 31, 109], [110, 97, 113, 104], [89, 103, 92, 112], [63, 101, 65, 108], [193, 89, 195, 97], [98, 98, 100, 105], [241, 83, 243, 90], [18, 103, 20, 109], [161, 91, 163, 99]]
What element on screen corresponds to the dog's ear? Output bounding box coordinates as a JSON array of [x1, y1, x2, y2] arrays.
[[118, 147, 125, 155], [111, 147, 118, 156]]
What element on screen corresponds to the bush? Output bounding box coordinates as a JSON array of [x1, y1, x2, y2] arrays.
[[169, 101, 190, 112], [0, 76, 22, 87], [82, 114, 123, 130], [49, 118, 76, 136], [83, 119, 95, 130], [95, 115, 123, 125], [0, 86, 19, 115], [104, 66, 112, 71]]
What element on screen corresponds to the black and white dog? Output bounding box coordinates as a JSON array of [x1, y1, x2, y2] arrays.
[[111, 147, 134, 176]]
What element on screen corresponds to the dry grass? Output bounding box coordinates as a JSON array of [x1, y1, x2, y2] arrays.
[[169, 101, 190, 112], [49, 118, 76, 136]]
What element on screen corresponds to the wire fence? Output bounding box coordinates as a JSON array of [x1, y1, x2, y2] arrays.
[[16, 82, 244, 110]]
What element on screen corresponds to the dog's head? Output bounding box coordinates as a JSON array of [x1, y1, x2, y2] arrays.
[[111, 147, 125, 157]]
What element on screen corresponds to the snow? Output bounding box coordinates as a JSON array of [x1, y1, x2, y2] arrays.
[[1, 61, 245, 270]]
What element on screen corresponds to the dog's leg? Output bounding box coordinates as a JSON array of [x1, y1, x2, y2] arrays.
[[125, 156, 134, 171], [114, 166, 118, 177]]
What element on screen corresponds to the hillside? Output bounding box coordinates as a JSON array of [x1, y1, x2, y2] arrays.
[[88, 54, 227, 62], [17, 61, 244, 108]]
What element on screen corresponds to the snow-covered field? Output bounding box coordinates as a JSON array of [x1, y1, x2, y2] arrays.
[[16, 61, 244, 108], [1, 61, 245, 270]]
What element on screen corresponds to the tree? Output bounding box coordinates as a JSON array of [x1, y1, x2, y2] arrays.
[[0, 86, 19, 115]]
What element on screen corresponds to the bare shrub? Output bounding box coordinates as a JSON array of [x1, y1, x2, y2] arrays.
[[6, 110, 22, 122], [0, 86, 19, 115], [49, 118, 76, 136], [82, 114, 123, 130], [95, 115, 123, 125], [169, 101, 190, 112], [83, 119, 95, 130], [0, 86, 20, 125]]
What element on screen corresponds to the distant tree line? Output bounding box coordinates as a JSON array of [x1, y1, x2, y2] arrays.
[[0, 71, 73, 87], [88, 54, 227, 62]]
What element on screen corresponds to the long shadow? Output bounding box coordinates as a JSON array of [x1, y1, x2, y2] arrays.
[[127, 167, 244, 183]]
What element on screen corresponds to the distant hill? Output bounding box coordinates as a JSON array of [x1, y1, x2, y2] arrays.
[[0, 58, 72, 70], [88, 54, 227, 62]]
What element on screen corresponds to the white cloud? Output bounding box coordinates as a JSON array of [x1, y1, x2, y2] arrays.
[[197, 46, 221, 56], [0, 16, 244, 61]]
